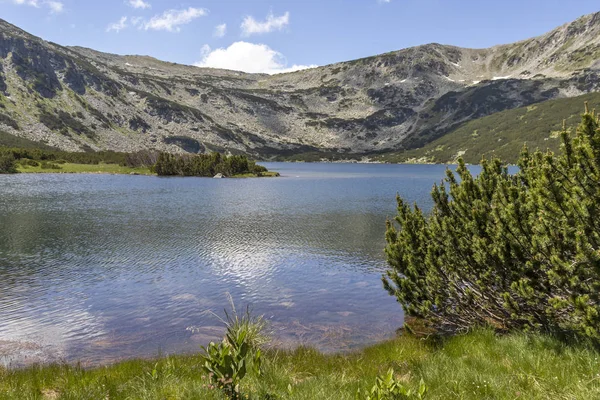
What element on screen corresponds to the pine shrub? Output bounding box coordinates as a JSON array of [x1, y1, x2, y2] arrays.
[[384, 105, 600, 340], [0, 151, 17, 173]]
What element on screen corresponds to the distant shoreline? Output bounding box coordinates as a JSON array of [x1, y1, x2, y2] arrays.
[[15, 162, 280, 177]]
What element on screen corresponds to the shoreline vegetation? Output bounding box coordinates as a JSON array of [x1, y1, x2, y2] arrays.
[[0, 148, 279, 178], [0, 327, 599, 399]]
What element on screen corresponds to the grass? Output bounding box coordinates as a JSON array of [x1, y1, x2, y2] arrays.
[[1, 330, 599, 399], [16, 162, 154, 175]]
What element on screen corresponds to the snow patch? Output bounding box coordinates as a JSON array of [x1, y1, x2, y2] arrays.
[[125, 63, 133, 66], [492, 76, 511, 80], [450, 62, 461, 68], [472, 80, 481, 85], [445, 76, 455, 82], [400, 79, 407, 83]]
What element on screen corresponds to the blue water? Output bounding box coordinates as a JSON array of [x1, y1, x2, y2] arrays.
[[0, 162, 458, 366]]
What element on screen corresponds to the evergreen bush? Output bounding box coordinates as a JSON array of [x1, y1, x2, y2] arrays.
[[0, 151, 17, 173], [384, 105, 600, 340], [152, 151, 265, 177]]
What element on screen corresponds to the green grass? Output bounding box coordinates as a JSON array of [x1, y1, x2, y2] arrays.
[[0, 130, 57, 150], [376, 92, 600, 164], [16, 162, 153, 175], [1, 330, 599, 399], [15, 163, 280, 177]]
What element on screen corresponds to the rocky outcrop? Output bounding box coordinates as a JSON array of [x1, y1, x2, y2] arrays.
[[0, 12, 599, 156]]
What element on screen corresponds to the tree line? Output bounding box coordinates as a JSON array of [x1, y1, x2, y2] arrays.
[[0, 147, 130, 166], [152, 152, 267, 177], [0, 146, 268, 177]]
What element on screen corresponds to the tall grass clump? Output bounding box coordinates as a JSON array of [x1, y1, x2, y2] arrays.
[[201, 296, 268, 399], [384, 105, 600, 340]]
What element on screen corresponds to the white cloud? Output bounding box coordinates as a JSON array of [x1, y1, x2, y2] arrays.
[[241, 12, 289, 36], [12, 0, 40, 6], [143, 7, 208, 32], [127, 0, 150, 9], [12, 0, 64, 13], [46, 0, 63, 13], [106, 16, 128, 33], [213, 23, 227, 38], [195, 41, 316, 75], [378, 0, 391, 2]]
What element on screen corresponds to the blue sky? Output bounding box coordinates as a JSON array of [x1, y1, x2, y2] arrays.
[[0, 0, 599, 73]]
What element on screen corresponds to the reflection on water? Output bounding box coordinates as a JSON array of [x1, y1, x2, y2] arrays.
[[0, 163, 457, 366]]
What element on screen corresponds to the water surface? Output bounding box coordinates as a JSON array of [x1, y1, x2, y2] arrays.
[[0, 163, 454, 366]]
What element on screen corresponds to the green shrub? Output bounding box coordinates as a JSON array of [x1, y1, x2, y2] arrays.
[[18, 158, 39, 167], [384, 105, 600, 340], [201, 301, 267, 399], [153, 151, 267, 177], [250, 162, 268, 174], [40, 161, 61, 170], [358, 369, 427, 400], [0, 151, 17, 173]]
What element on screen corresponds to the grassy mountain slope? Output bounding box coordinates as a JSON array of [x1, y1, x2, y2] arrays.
[[0, 130, 56, 150], [376, 92, 600, 164]]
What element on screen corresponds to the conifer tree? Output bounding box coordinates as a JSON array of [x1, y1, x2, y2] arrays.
[[384, 105, 600, 339], [151, 151, 264, 177]]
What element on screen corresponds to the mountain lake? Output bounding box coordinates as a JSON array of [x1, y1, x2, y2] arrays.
[[0, 162, 472, 366]]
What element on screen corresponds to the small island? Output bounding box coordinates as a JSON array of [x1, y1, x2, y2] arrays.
[[0, 148, 278, 178]]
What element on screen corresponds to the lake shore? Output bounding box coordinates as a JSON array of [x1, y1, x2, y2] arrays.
[[15, 163, 280, 177], [1, 329, 598, 399]]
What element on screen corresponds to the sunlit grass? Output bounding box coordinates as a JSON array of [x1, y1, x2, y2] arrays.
[[1, 330, 599, 399], [16, 162, 153, 175]]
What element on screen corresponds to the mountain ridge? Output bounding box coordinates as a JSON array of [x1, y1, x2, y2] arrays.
[[0, 12, 599, 157]]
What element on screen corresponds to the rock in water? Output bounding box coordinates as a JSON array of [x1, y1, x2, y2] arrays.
[[213, 173, 225, 179]]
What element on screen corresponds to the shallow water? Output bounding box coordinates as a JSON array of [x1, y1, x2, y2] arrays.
[[0, 162, 458, 366]]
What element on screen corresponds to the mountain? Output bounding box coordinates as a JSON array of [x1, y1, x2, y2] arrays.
[[0, 12, 599, 158]]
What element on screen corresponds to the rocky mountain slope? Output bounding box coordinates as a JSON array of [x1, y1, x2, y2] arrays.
[[0, 12, 599, 157]]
